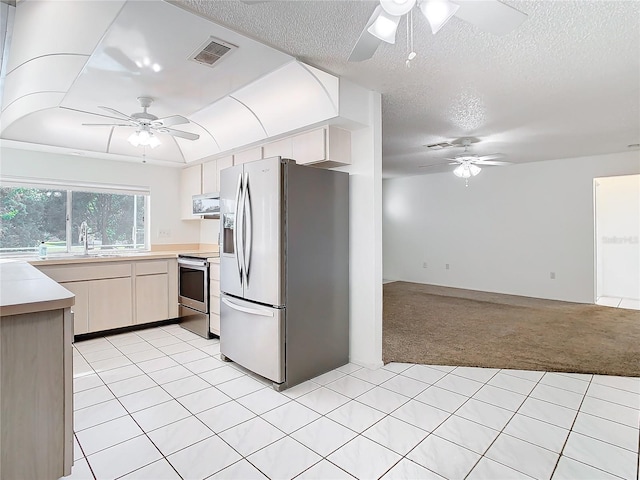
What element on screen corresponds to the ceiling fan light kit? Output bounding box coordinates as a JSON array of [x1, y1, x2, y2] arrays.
[[380, 0, 417, 16], [349, 0, 528, 61], [453, 162, 480, 178], [419, 0, 460, 35], [367, 8, 401, 44], [128, 129, 160, 149]]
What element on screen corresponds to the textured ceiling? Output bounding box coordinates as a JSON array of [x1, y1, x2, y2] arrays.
[[173, 0, 640, 177]]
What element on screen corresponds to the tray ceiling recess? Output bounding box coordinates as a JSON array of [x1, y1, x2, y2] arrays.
[[0, 0, 340, 165]]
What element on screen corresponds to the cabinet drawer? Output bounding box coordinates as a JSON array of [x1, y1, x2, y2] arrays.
[[135, 260, 168, 276], [39, 263, 131, 283]]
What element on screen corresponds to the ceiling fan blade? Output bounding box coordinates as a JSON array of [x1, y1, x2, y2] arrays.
[[476, 153, 506, 161], [418, 162, 455, 169], [454, 0, 528, 36], [348, 7, 384, 62], [153, 115, 189, 127], [98, 106, 136, 121], [474, 160, 512, 166], [157, 127, 200, 141], [82, 123, 132, 127], [60, 106, 134, 123]]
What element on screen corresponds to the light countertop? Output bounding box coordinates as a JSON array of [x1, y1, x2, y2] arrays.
[[26, 250, 219, 266], [0, 260, 75, 316]]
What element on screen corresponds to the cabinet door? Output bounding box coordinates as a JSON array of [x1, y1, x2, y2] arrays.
[[263, 137, 293, 159], [180, 164, 202, 220], [233, 147, 263, 165], [135, 274, 169, 324], [215, 156, 233, 192], [202, 161, 217, 194], [60, 281, 89, 335], [292, 128, 326, 165], [88, 277, 133, 332]]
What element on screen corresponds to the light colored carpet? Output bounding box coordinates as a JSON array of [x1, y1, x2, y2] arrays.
[[383, 282, 640, 377]]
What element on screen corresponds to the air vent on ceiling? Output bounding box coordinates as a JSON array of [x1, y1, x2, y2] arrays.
[[189, 37, 237, 67], [425, 142, 455, 150]]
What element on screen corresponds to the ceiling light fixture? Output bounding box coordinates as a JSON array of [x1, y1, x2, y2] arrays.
[[367, 7, 402, 43], [380, 0, 417, 16], [453, 161, 480, 186], [128, 127, 160, 149], [419, 0, 460, 34]]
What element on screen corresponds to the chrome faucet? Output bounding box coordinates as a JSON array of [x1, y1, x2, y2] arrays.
[[79, 221, 89, 255]]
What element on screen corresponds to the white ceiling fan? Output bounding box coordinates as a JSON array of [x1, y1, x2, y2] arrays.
[[63, 97, 200, 148], [349, 0, 528, 62], [419, 138, 512, 185]]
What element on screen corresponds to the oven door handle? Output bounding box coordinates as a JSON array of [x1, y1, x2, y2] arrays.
[[178, 259, 207, 268], [233, 172, 244, 286], [222, 297, 274, 317]]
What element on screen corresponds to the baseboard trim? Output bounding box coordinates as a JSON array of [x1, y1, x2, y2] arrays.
[[74, 318, 179, 342]]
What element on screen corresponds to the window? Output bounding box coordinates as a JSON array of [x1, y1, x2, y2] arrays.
[[0, 181, 149, 255]]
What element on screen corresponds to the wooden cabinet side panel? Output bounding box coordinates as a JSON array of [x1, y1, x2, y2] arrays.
[[61, 281, 89, 335], [1, 310, 66, 480], [63, 308, 73, 476], [168, 258, 178, 318], [88, 277, 133, 332], [135, 274, 169, 324]]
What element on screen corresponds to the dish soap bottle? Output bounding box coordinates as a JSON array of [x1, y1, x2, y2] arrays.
[[38, 241, 47, 259]]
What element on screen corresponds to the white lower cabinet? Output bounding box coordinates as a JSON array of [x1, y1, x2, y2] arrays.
[[136, 273, 169, 324], [88, 277, 133, 332], [38, 258, 177, 335]]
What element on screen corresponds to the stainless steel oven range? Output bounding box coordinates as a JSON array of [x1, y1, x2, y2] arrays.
[[178, 253, 218, 338]]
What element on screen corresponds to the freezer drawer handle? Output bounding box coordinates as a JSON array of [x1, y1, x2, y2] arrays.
[[222, 298, 275, 317]]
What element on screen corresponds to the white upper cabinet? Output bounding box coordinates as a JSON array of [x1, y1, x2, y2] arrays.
[[215, 156, 233, 192], [202, 161, 217, 194], [263, 137, 293, 159], [293, 126, 351, 167], [180, 164, 202, 220], [233, 147, 263, 165]]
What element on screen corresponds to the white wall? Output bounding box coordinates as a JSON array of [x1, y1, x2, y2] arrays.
[[383, 151, 640, 303], [0, 148, 201, 246], [595, 174, 640, 299], [335, 86, 383, 368]]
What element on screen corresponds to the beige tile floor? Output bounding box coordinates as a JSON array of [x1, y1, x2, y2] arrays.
[[64, 324, 640, 480]]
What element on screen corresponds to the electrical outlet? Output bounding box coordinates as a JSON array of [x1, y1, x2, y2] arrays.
[[422, 262, 428, 269], [445, 263, 450, 270], [158, 228, 171, 238], [550, 272, 556, 279]]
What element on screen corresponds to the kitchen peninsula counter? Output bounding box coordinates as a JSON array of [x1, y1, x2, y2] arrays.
[[0, 260, 74, 480], [1, 260, 75, 315]]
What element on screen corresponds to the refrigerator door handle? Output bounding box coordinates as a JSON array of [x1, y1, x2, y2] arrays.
[[244, 172, 253, 284], [233, 172, 244, 285], [222, 297, 275, 317], [240, 172, 248, 287]]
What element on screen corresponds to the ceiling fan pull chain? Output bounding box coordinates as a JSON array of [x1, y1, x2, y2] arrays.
[[406, 10, 416, 68]]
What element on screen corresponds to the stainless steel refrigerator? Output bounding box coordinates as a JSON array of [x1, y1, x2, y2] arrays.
[[219, 156, 349, 390]]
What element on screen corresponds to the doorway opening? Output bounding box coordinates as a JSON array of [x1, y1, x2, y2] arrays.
[[594, 174, 640, 310]]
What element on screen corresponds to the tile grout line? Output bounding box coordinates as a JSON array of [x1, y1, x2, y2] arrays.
[[72, 331, 639, 480]]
